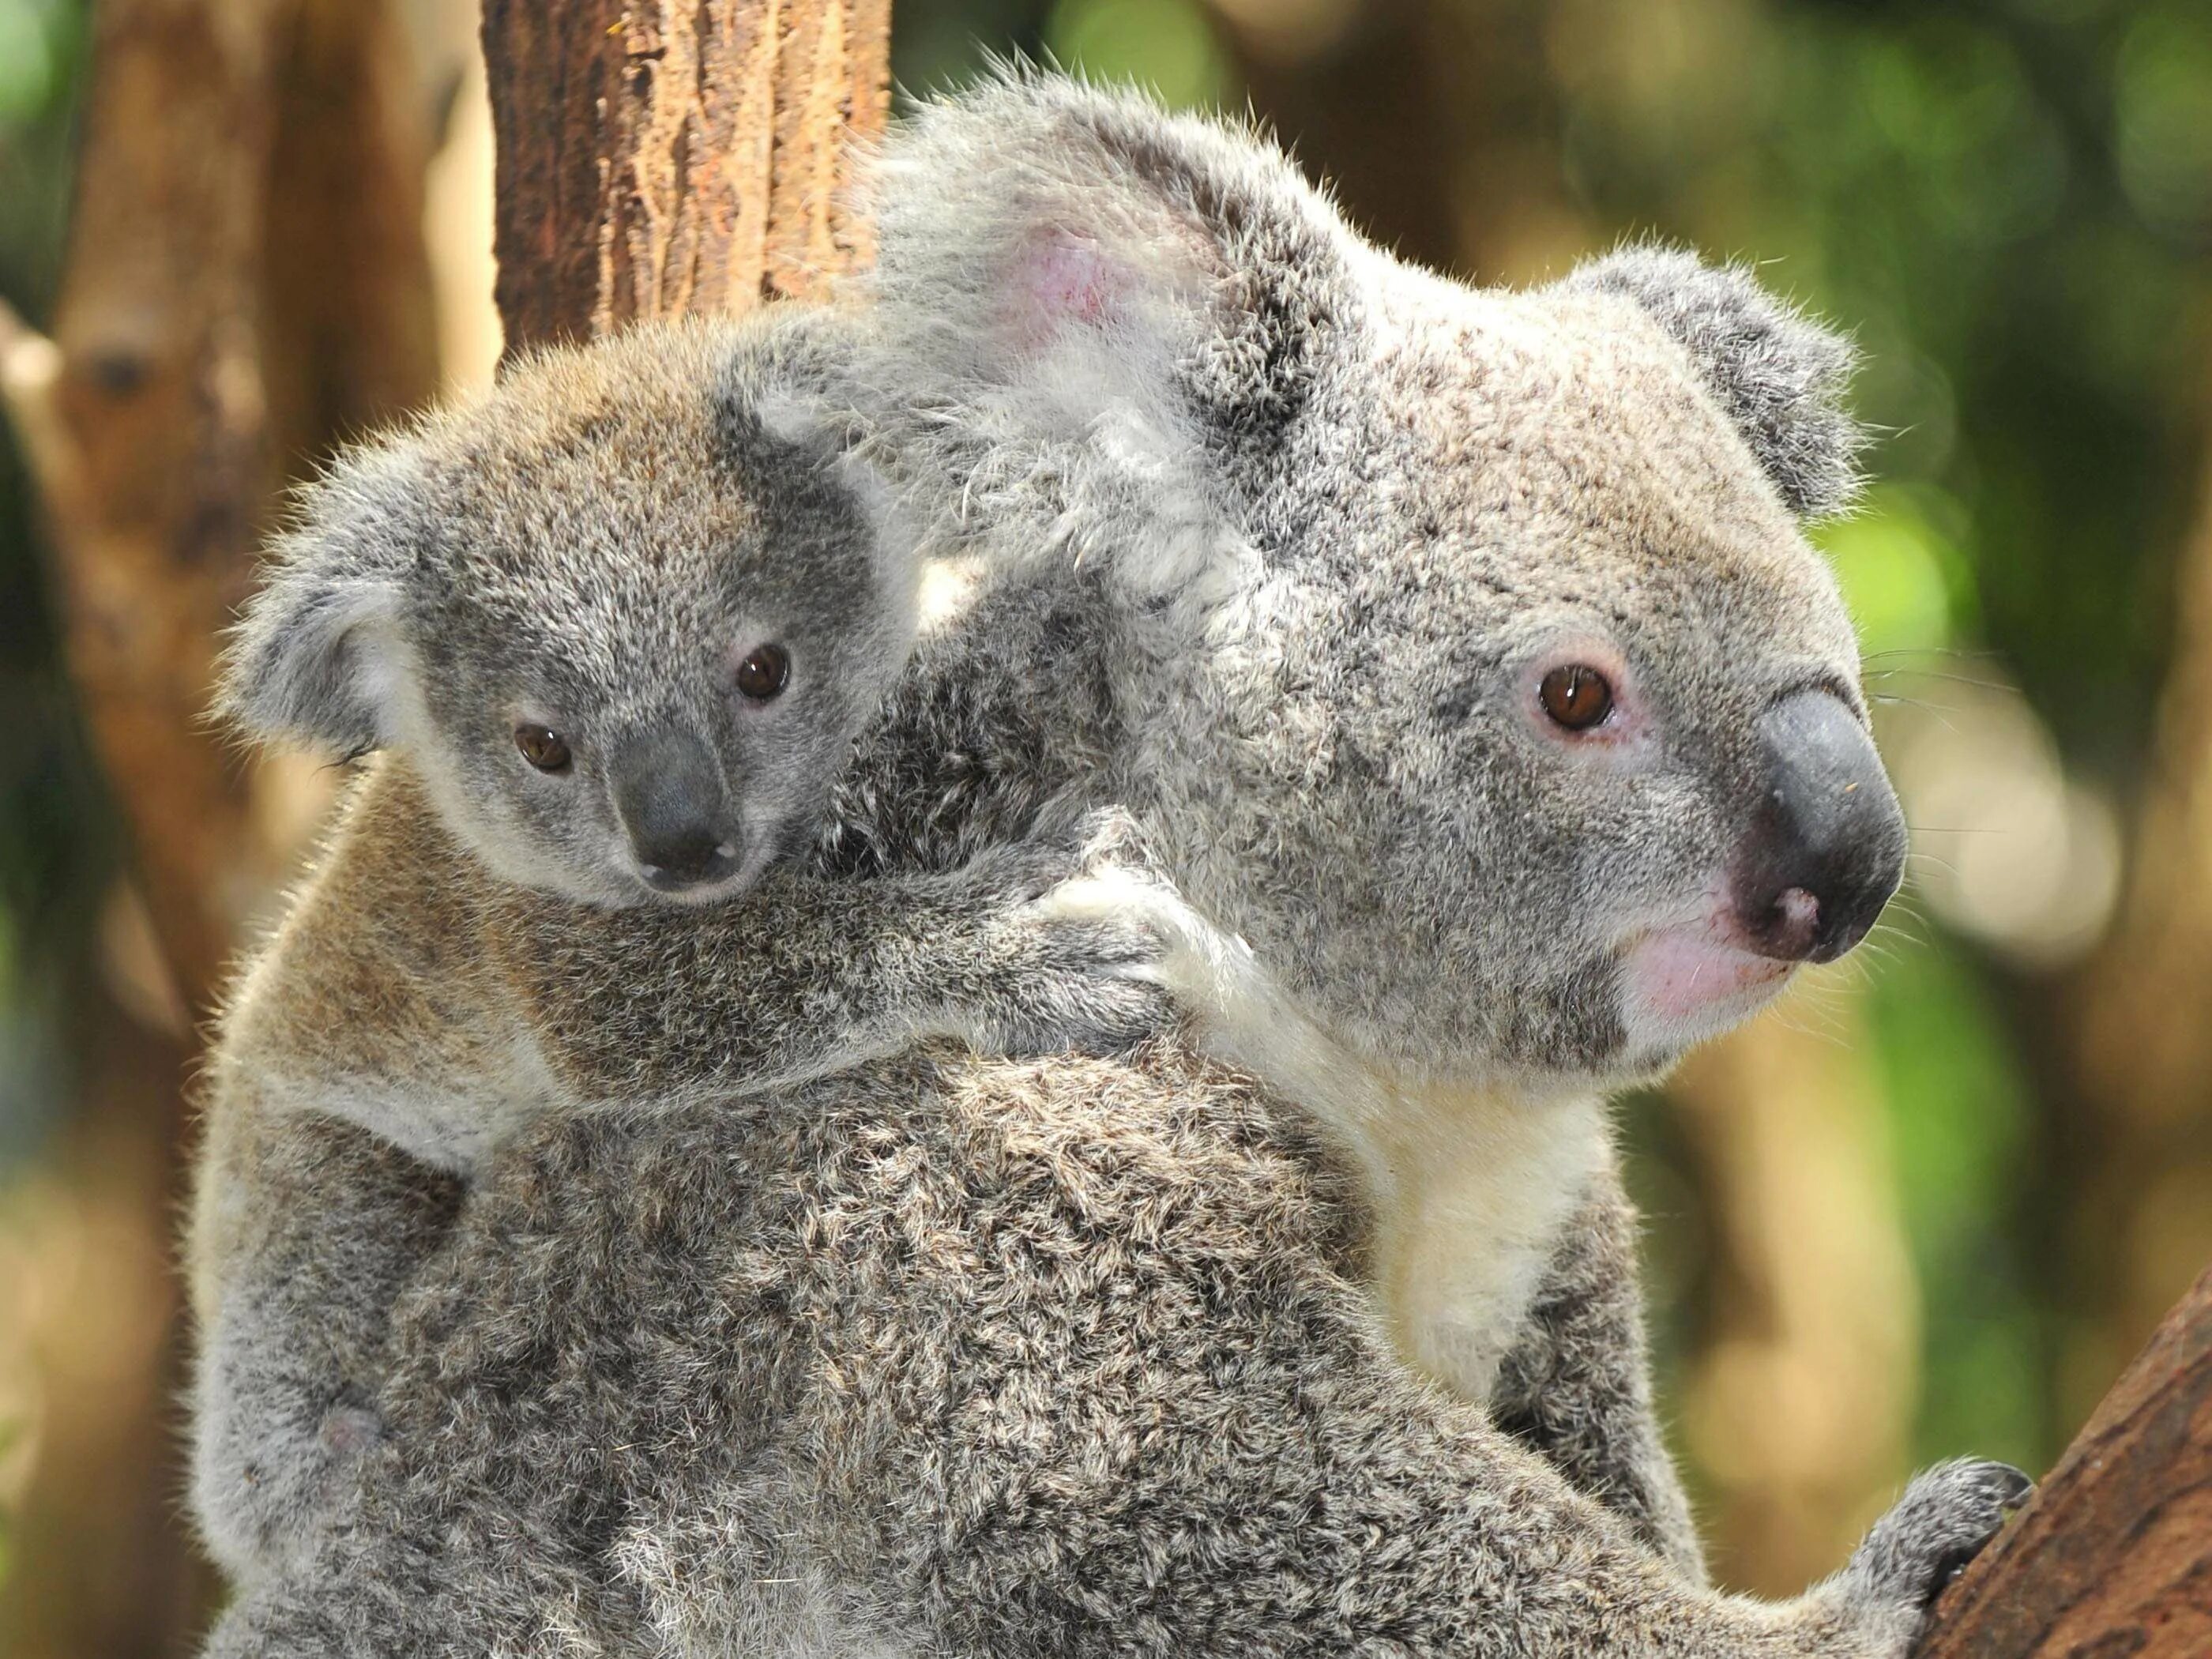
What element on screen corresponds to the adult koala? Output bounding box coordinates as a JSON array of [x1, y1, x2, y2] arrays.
[[201, 74, 2023, 1659]]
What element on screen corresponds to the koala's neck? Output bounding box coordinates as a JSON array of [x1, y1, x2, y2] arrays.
[[1162, 919, 1608, 1403], [1096, 609, 1612, 1405]]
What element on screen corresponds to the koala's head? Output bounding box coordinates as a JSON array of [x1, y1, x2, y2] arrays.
[[222, 317, 914, 908], [862, 73, 1905, 1090]]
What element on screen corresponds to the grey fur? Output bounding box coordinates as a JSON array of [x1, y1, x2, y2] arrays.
[[189, 314, 1180, 1580], [1562, 245, 1867, 521], [194, 72, 2023, 1658]]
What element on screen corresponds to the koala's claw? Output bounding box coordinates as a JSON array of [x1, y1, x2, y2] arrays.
[[1844, 1458, 2032, 1624], [950, 808, 1208, 1056], [965, 805, 1149, 908]]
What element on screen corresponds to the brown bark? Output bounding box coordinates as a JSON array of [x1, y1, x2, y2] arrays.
[[1, 0, 291, 1010], [1917, 1261, 2212, 1657], [0, 2, 438, 1654], [0, 0, 439, 1010], [480, 0, 890, 356]]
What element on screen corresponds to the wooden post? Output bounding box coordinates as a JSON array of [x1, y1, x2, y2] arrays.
[[1916, 1262, 2212, 1656], [478, 0, 890, 354]]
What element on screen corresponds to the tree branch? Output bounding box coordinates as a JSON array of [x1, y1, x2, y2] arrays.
[[1917, 1261, 2212, 1655]]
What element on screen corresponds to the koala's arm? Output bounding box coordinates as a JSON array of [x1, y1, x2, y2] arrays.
[[783, 1066, 2014, 1659], [501, 810, 1182, 1104], [1491, 1154, 1708, 1583], [186, 771, 498, 1577]]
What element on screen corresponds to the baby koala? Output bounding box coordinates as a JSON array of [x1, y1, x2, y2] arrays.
[[188, 313, 1173, 1580]]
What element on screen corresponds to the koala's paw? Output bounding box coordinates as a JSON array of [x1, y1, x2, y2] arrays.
[[965, 804, 1153, 907], [1834, 1458, 2033, 1650], [196, 1398, 383, 1576], [960, 808, 1206, 1055]]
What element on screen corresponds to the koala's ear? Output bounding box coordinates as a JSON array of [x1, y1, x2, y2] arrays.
[[856, 69, 1356, 588], [1561, 246, 1865, 521], [722, 313, 926, 577], [217, 443, 422, 756]]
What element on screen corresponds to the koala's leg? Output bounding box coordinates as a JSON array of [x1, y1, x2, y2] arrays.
[[188, 1098, 460, 1580], [1491, 1155, 1708, 1582]]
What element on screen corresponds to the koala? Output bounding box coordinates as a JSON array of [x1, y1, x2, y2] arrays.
[[187, 311, 1175, 1581], [198, 73, 2028, 1659]]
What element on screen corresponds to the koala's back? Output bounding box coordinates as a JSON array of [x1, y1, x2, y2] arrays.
[[345, 1038, 1375, 1653]]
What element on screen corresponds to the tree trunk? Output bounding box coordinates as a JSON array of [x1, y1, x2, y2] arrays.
[[1917, 1262, 2212, 1657], [0, 2, 438, 1653], [0, 0, 440, 1012], [479, 0, 890, 355]]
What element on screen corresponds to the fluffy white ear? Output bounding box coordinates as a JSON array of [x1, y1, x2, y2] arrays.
[[217, 444, 421, 757], [1560, 246, 1865, 521], [855, 70, 1357, 598]]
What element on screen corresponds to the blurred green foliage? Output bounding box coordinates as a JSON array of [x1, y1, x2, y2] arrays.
[[0, 0, 109, 1172]]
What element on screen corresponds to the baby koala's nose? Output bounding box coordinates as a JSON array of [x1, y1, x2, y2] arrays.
[[612, 732, 741, 893], [636, 834, 741, 893], [1731, 688, 1908, 964]]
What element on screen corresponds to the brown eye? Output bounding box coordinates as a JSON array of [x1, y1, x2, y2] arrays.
[[514, 724, 573, 773], [735, 643, 790, 702], [1538, 664, 1615, 732]]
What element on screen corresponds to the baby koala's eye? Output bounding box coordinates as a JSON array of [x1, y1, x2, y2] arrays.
[[1538, 664, 1615, 732], [514, 724, 574, 773], [734, 643, 791, 702]]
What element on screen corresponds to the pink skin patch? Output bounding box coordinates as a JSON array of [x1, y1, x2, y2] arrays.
[[1621, 926, 1793, 1021], [1006, 232, 1119, 349], [1615, 880, 1799, 1055]]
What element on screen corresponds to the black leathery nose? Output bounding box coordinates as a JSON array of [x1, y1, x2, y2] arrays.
[[612, 731, 739, 890], [1733, 688, 1909, 964]]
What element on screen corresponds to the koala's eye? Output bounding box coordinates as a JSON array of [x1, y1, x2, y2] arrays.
[[514, 724, 574, 773], [1538, 664, 1615, 732], [735, 643, 791, 702]]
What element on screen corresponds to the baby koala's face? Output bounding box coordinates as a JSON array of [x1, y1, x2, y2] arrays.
[[225, 319, 915, 908]]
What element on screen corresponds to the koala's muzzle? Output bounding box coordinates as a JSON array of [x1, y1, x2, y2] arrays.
[[611, 732, 740, 893], [1732, 690, 1908, 964]]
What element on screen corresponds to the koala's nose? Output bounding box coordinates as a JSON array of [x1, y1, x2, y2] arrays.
[[611, 732, 741, 893], [1732, 688, 1908, 964]]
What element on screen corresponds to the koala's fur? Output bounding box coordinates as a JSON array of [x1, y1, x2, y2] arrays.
[[196, 73, 2025, 1658], [189, 316, 1173, 1579]]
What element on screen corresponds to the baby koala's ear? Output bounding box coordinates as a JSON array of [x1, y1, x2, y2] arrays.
[[1560, 246, 1865, 521], [723, 314, 926, 575], [217, 442, 421, 757]]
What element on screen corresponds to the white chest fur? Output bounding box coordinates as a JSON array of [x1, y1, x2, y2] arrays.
[[1218, 998, 1608, 1405], [1059, 867, 1612, 1405]]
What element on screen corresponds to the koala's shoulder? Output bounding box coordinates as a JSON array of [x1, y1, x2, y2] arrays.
[[216, 758, 502, 1081]]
